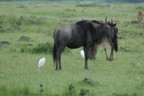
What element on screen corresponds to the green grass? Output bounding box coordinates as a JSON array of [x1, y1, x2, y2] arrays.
[[0, 2, 144, 96]]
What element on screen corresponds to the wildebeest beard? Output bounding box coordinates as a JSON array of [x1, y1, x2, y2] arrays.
[[112, 27, 118, 52]]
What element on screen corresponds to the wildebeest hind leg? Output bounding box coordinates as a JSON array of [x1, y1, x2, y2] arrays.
[[84, 46, 91, 69], [57, 46, 65, 70], [55, 55, 59, 70], [59, 56, 62, 70], [108, 41, 114, 61], [107, 39, 114, 61], [109, 47, 114, 61]]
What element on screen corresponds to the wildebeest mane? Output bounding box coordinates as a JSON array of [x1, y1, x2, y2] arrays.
[[89, 20, 109, 44], [75, 20, 89, 25], [90, 20, 103, 24]]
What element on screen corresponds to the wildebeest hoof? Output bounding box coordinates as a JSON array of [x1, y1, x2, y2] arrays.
[[106, 57, 113, 61], [55, 67, 62, 71], [89, 57, 96, 60], [55, 68, 59, 70], [84, 67, 88, 69], [108, 58, 113, 61], [59, 68, 62, 70]]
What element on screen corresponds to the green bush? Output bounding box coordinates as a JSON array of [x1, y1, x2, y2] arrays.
[[20, 45, 31, 53], [32, 42, 53, 54], [31, 42, 71, 54]]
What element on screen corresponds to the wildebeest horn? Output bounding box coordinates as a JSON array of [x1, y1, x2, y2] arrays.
[[105, 17, 108, 23]]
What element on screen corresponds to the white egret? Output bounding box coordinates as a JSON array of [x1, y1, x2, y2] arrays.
[[38, 57, 46, 68], [80, 50, 85, 58]]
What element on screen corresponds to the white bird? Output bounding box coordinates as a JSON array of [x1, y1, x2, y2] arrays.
[[38, 57, 46, 68], [80, 50, 85, 58]]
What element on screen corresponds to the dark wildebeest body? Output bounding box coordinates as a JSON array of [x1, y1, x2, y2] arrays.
[[53, 20, 117, 70]]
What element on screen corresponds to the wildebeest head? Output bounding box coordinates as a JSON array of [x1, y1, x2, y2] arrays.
[[105, 17, 118, 52], [88, 20, 115, 44]]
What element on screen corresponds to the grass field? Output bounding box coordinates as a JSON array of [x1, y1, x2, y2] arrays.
[[0, 1, 144, 96]]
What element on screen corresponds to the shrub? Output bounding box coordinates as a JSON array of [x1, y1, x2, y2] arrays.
[[32, 42, 53, 54], [20, 45, 31, 53], [31, 42, 71, 54]]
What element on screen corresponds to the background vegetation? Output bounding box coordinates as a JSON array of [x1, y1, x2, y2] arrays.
[[0, 1, 144, 96], [0, 0, 144, 3]]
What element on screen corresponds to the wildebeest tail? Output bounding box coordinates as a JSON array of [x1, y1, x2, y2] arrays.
[[53, 42, 57, 63]]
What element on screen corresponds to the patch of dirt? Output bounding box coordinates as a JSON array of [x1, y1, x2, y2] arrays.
[[119, 47, 141, 53], [22, 43, 33, 47], [0, 27, 8, 33], [124, 20, 140, 25], [18, 36, 30, 41], [78, 77, 100, 86], [112, 92, 138, 96], [0, 41, 10, 45], [19, 16, 46, 25], [119, 47, 131, 52]]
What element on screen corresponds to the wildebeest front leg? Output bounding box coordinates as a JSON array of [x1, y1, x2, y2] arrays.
[[59, 56, 61, 70], [108, 40, 114, 61], [109, 47, 114, 61], [104, 48, 109, 60], [55, 54, 59, 70]]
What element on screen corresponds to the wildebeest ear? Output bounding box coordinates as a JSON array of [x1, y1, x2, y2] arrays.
[[113, 23, 117, 27], [105, 17, 108, 23]]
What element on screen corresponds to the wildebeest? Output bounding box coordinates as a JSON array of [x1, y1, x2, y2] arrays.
[[53, 19, 118, 70], [89, 18, 118, 61]]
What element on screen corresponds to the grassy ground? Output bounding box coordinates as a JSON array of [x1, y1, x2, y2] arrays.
[[0, 2, 144, 96]]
